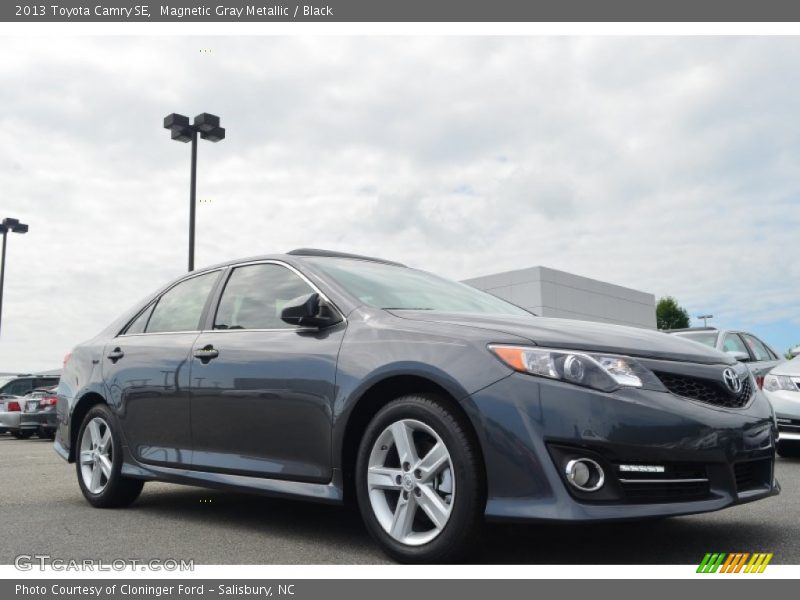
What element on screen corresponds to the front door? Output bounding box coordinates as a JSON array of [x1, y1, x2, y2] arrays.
[[189, 262, 345, 483]]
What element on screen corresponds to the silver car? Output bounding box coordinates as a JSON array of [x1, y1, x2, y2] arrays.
[[763, 356, 800, 458], [668, 327, 783, 386]]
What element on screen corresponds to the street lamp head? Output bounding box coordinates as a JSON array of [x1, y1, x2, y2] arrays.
[[164, 113, 190, 129], [164, 113, 193, 143], [1, 218, 28, 234], [200, 126, 226, 143], [193, 113, 220, 133]]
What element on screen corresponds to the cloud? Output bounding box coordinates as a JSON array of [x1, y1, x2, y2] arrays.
[[0, 35, 798, 370]]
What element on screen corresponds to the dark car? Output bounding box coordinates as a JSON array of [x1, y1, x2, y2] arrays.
[[55, 249, 779, 562], [19, 387, 59, 439]]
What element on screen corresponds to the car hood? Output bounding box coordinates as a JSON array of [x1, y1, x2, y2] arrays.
[[388, 311, 734, 365], [771, 357, 800, 376]]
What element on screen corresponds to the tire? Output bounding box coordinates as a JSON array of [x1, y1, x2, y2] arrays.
[[355, 394, 484, 563], [13, 430, 33, 439], [777, 441, 800, 459], [75, 404, 144, 508]]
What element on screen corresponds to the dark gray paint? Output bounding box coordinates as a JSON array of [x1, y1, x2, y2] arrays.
[[54, 253, 779, 523]]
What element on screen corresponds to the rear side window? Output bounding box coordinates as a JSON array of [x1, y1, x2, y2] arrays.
[[742, 334, 772, 362], [125, 303, 155, 335], [722, 333, 748, 355], [2, 379, 34, 396], [36, 378, 59, 388], [146, 271, 219, 334], [214, 264, 315, 330]]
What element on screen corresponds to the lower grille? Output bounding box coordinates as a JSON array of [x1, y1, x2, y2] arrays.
[[734, 459, 772, 493], [615, 462, 711, 503], [620, 480, 710, 503], [655, 371, 752, 408], [776, 418, 800, 433]]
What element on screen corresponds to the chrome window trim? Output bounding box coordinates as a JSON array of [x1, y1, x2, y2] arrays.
[[116, 268, 224, 338], [117, 260, 346, 338]]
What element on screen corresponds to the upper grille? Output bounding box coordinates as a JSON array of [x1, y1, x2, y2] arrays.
[[655, 372, 752, 408]]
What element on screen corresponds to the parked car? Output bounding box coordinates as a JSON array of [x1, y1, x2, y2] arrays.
[[19, 386, 59, 439], [0, 374, 60, 397], [762, 357, 800, 458], [789, 345, 800, 359], [0, 375, 60, 438], [0, 393, 28, 438], [667, 327, 782, 387], [56, 249, 778, 563]]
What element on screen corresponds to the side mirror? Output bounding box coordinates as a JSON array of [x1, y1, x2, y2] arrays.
[[726, 350, 750, 362], [280, 293, 341, 328]]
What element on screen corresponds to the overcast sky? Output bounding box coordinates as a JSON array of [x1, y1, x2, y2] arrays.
[[0, 36, 797, 372]]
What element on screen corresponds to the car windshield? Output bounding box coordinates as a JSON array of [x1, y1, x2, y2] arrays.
[[0, 376, 16, 388], [309, 258, 531, 316], [675, 331, 719, 348]]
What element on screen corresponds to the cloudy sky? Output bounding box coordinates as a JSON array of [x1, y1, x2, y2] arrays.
[[0, 36, 797, 371]]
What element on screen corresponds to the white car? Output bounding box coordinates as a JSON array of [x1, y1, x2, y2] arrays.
[[763, 356, 800, 458]]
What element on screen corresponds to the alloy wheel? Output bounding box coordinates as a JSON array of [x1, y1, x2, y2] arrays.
[[79, 417, 113, 494], [366, 418, 455, 546]]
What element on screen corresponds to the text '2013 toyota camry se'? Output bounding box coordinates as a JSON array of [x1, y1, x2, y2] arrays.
[[55, 249, 779, 562]]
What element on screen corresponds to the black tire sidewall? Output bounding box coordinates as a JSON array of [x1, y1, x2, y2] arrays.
[[355, 395, 483, 563]]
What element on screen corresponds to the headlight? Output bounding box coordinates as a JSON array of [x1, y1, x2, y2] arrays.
[[764, 374, 798, 392], [488, 345, 655, 392]]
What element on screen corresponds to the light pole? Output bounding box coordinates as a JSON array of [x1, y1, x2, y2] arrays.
[[697, 314, 714, 328], [0, 217, 29, 336], [163, 113, 226, 272]]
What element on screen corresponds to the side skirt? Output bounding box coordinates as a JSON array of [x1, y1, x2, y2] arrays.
[[120, 461, 344, 504]]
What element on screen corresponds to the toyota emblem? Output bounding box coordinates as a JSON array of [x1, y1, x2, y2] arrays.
[[723, 368, 743, 394]]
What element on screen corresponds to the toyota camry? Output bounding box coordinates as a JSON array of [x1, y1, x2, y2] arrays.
[[55, 249, 779, 562]]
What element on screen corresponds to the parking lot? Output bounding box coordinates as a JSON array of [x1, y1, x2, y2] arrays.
[[2, 434, 799, 565]]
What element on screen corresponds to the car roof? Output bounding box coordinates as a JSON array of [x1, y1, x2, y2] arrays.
[[195, 248, 407, 274]]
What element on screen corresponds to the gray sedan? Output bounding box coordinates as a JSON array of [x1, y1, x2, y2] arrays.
[[668, 327, 783, 386]]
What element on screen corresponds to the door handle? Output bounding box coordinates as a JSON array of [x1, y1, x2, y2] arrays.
[[194, 345, 219, 363], [107, 347, 124, 363]]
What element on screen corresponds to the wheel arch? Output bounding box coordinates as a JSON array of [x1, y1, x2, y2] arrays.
[[67, 392, 107, 463], [338, 373, 486, 504]]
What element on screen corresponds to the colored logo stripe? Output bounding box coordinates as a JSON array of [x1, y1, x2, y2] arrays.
[[697, 552, 773, 573]]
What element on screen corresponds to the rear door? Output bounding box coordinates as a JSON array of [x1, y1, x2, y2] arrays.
[[189, 262, 345, 482], [102, 270, 221, 467]]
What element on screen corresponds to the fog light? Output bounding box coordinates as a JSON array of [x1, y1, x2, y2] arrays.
[[565, 458, 605, 492]]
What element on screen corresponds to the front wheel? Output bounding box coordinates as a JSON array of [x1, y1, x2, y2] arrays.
[[75, 404, 144, 508], [13, 430, 33, 439], [355, 394, 484, 563]]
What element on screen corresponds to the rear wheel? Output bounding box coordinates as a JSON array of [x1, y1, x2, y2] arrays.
[[355, 394, 484, 563], [75, 404, 144, 508], [13, 430, 33, 439]]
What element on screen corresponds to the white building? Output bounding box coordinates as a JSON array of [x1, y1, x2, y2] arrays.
[[463, 266, 656, 329]]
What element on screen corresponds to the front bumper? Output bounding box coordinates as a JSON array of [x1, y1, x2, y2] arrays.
[[466, 370, 779, 522]]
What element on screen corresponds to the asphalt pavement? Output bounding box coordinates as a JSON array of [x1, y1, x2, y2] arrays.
[[2, 434, 798, 564]]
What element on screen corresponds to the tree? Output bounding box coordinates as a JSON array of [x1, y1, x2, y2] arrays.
[[656, 296, 691, 330]]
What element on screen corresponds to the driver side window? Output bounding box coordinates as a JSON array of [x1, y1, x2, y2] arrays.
[[214, 264, 315, 330]]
